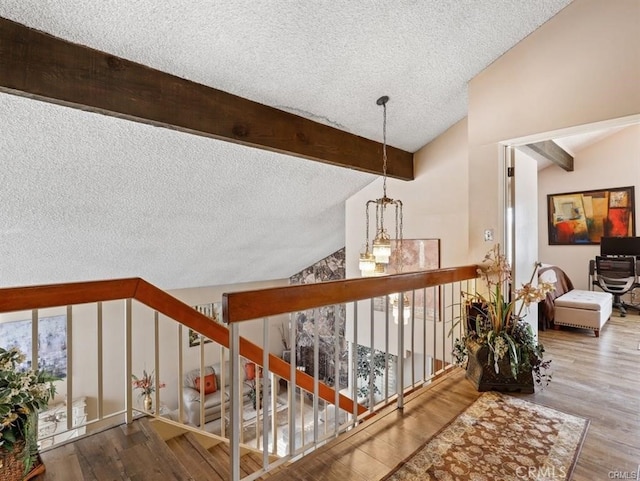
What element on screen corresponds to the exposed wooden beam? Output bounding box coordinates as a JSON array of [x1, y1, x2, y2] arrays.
[[0, 17, 413, 180], [520, 140, 574, 171]]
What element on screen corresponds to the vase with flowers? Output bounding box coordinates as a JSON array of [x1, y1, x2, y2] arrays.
[[0, 347, 58, 480], [452, 245, 554, 392], [131, 369, 165, 412]]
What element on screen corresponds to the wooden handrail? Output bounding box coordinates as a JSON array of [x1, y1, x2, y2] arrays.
[[0, 277, 141, 313], [223, 265, 479, 323]]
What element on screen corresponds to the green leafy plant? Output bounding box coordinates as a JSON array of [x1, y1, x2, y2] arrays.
[[0, 347, 58, 474], [452, 245, 554, 387], [356, 344, 392, 404]]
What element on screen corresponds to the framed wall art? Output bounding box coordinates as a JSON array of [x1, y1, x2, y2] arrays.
[[188, 302, 221, 347], [547, 186, 635, 245]]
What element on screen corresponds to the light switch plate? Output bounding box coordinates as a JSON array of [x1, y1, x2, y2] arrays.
[[484, 229, 494, 242]]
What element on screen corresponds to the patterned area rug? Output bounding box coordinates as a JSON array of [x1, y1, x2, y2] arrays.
[[382, 391, 589, 481]]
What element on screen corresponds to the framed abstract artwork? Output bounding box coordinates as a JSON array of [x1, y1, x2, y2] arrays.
[[547, 186, 635, 245]]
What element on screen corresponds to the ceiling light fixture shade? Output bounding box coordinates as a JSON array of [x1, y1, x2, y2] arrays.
[[359, 245, 376, 274], [360, 95, 403, 277], [372, 232, 391, 263]]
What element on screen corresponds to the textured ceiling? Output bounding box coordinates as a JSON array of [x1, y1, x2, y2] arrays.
[[0, 1, 573, 289]]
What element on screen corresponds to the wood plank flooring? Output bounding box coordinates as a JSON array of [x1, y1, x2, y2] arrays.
[[532, 313, 640, 481], [35, 312, 639, 480]]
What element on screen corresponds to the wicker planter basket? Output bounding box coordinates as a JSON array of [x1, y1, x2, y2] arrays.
[[0, 441, 46, 481], [0, 440, 27, 481]]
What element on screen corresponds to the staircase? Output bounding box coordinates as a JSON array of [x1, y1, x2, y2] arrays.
[[37, 416, 285, 480]]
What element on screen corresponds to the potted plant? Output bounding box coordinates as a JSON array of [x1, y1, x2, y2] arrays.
[[452, 245, 554, 392], [355, 344, 388, 406], [0, 347, 57, 480]]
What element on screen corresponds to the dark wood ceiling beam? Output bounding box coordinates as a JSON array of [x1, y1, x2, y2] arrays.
[[520, 140, 574, 171], [0, 17, 414, 180]]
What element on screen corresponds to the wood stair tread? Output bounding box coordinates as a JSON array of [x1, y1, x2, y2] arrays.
[[37, 417, 285, 480], [38, 417, 195, 481], [165, 432, 227, 481]]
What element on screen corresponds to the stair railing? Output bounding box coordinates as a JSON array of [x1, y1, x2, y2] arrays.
[[0, 279, 361, 452], [0, 265, 479, 480], [224, 265, 479, 481]]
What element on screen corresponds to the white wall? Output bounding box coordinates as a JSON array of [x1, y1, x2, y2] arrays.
[[538, 125, 640, 290], [514, 150, 540, 333], [468, 0, 640, 266], [169, 279, 290, 359]]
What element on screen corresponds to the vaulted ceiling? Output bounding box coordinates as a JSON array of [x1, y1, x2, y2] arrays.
[[0, 1, 573, 289]]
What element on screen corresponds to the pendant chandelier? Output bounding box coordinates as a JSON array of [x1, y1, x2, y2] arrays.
[[359, 95, 403, 277]]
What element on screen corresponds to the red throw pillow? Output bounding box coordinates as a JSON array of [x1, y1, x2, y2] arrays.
[[195, 373, 217, 394], [244, 362, 256, 380]]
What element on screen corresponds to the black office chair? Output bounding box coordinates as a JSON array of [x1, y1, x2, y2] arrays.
[[594, 256, 638, 317]]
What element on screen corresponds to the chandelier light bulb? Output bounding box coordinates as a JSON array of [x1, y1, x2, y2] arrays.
[[372, 231, 392, 264]]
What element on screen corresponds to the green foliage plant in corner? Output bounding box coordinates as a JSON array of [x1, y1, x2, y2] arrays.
[[0, 347, 58, 475]]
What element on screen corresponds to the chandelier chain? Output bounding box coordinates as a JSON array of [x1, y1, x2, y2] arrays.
[[382, 100, 388, 199], [360, 95, 403, 276], [398, 202, 404, 272], [365, 202, 370, 246]]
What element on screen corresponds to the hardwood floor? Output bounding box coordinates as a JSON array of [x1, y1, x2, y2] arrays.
[[263, 312, 640, 480], [532, 312, 640, 481], [35, 312, 639, 480]]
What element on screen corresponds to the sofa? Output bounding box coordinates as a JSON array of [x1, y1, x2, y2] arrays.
[[182, 360, 269, 426]]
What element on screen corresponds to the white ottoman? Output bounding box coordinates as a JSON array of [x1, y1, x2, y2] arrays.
[[553, 289, 613, 337]]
